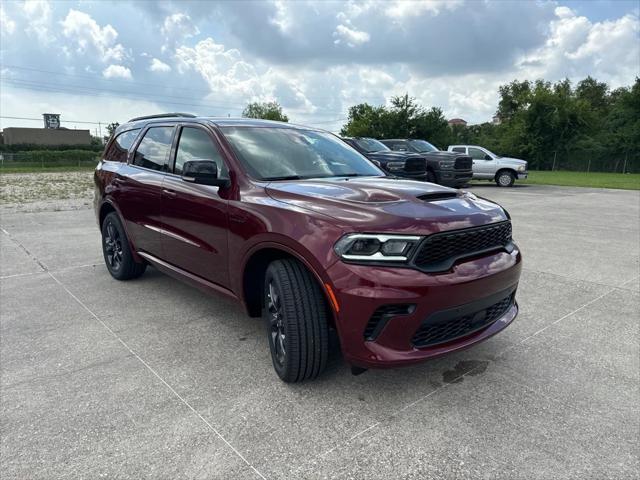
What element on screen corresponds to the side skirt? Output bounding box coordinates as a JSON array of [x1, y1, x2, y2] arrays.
[[137, 251, 239, 302]]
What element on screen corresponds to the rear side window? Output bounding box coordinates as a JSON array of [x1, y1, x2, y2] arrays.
[[132, 126, 174, 172], [104, 129, 139, 162], [451, 147, 466, 153], [174, 127, 228, 178]]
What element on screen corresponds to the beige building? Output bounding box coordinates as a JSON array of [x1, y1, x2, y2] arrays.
[[1, 127, 92, 146], [447, 118, 468, 127]]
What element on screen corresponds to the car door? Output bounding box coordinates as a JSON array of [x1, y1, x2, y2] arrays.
[[117, 124, 176, 258], [468, 147, 495, 179], [160, 124, 230, 287]]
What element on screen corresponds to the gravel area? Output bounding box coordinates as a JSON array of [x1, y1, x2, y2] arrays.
[[0, 170, 94, 213]]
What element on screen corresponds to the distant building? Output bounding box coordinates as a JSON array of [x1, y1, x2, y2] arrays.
[[492, 115, 502, 125], [2, 127, 91, 146], [447, 118, 467, 127]]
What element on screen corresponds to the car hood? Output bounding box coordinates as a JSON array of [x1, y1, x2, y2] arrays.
[[265, 177, 507, 234], [365, 151, 422, 161], [498, 157, 527, 166]]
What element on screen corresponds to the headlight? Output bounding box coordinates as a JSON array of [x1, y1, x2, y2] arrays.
[[385, 161, 405, 171], [439, 161, 454, 170], [517, 165, 526, 172], [334, 233, 423, 262]]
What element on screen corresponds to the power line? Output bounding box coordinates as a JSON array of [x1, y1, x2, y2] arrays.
[[2, 78, 351, 120], [2, 64, 365, 105], [0, 115, 106, 125]]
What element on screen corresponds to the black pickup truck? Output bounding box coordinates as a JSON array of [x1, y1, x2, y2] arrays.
[[379, 139, 473, 187], [341, 137, 427, 180]]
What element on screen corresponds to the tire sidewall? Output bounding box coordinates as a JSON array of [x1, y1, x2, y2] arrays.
[[263, 266, 290, 379], [101, 213, 133, 280]]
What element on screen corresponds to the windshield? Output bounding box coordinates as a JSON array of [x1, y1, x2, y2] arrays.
[[409, 139, 438, 153], [353, 137, 390, 153], [221, 127, 385, 181]]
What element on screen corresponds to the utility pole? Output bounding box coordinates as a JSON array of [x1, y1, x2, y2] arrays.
[[622, 151, 628, 174]]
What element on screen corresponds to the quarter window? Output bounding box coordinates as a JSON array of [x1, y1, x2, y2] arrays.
[[468, 147, 488, 160], [104, 129, 140, 162], [174, 127, 228, 178], [132, 127, 174, 172]]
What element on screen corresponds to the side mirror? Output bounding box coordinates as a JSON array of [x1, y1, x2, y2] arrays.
[[484, 154, 492, 161], [181, 160, 229, 187]]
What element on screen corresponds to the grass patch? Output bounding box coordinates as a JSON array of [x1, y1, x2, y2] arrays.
[[521, 171, 640, 190], [0, 165, 96, 174]]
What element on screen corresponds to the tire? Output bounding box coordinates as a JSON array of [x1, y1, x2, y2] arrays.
[[496, 170, 515, 187], [101, 212, 146, 280], [426, 170, 437, 183], [263, 258, 329, 382]]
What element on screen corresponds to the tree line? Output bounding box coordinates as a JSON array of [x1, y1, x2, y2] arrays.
[[338, 77, 639, 173]]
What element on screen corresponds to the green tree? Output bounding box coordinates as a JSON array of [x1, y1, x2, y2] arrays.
[[242, 101, 289, 122], [104, 122, 120, 143], [341, 103, 383, 137]]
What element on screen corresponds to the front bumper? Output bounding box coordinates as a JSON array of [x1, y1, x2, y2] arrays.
[[326, 246, 522, 368], [518, 172, 528, 179], [437, 170, 473, 186]]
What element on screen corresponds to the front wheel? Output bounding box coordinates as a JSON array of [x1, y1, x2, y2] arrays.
[[263, 259, 329, 382], [426, 170, 437, 183], [496, 170, 515, 187]]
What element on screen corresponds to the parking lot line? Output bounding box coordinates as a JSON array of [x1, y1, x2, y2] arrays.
[[2, 224, 268, 480], [46, 270, 269, 480], [299, 274, 637, 472]]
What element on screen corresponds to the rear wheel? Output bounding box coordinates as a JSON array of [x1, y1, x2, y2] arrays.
[[263, 259, 329, 382], [495, 170, 515, 187], [101, 212, 146, 280]]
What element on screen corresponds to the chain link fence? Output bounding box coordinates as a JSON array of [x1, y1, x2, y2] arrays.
[[0, 151, 101, 170]]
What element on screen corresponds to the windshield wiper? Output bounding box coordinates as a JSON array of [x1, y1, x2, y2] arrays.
[[262, 175, 305, 181]]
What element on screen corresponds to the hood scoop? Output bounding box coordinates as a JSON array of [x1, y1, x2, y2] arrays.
[[417, 192, 458, 202]]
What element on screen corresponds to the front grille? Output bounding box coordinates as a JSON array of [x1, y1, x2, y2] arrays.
[[404, 157, 426, 173], [364, 304, 415, 340], [413, 221, 512, 272], [411, 292, 515, 348], [455, 157, 472, 170]]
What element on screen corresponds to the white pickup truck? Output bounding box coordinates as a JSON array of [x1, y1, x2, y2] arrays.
[[447, 145, 528, 187]]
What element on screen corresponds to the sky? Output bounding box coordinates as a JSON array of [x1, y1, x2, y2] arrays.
[[1, 0, 638, 134]]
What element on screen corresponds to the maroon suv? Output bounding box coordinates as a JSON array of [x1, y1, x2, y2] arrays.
[[95, 114, 522, 382]]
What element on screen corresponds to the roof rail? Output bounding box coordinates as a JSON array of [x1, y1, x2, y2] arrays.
[[127, 112, 197, 122]]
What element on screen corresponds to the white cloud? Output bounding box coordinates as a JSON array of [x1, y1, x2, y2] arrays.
[[519, 7, 640, 88], [1, 6, 16, 35], [61, 9, 127, 63], [333, 24, 370, 47], [149, 58, 171, 73], [23, 0, 52, 44], [385, 0, 463, 19], [161, 12, 199, 52], [102, 64, 132, 79], [175, 37, 315, 113]]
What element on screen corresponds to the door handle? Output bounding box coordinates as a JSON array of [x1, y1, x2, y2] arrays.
[[162, 188, 178, 198]]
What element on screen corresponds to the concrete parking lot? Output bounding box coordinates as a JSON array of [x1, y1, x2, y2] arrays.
[[1, 184, 638, 479]]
